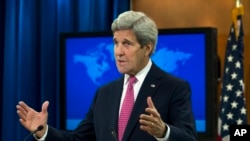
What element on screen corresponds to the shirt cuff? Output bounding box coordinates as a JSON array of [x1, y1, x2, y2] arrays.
[[155, 124, 170, 141], [33, 125, 48, 141]]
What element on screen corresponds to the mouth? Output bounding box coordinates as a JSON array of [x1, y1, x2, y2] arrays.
[[117, 60, 126, 65]]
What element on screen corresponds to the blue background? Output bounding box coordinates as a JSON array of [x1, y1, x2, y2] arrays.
[[65, 33, 206, 132]]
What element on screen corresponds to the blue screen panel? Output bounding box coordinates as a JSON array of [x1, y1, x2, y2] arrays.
[[65, 33, 206, 132]]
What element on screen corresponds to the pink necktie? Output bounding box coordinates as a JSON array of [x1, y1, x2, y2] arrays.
[[118, 76, 136, 141]]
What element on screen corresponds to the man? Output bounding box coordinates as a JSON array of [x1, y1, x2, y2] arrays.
[[17, 10, 198, 141]]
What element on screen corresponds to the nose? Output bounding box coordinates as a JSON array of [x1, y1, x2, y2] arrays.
[[114, 44, 124, 57]]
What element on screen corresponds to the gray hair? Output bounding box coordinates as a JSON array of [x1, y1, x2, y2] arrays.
[[111, 11, 158, 54]]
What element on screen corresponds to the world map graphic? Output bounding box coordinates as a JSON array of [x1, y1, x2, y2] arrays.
[[73, 43, 192, 85]]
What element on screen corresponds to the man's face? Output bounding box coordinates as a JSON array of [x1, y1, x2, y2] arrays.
[[113, 30, 152, 75]]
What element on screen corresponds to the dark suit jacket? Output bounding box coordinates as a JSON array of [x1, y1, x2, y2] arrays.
[[45, 63, 198, 141]]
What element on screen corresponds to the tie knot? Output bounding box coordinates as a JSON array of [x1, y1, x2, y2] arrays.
[[128, 76, 137, 84]]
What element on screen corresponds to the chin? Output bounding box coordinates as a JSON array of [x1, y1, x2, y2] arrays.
[[117, 68, 128, 74], [117, 70, 126, 74]]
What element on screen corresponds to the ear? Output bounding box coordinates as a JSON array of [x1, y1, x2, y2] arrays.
[[144, 43, 153, 56]]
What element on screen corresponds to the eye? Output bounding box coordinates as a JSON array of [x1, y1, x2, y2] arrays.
[[122, 40, 132, 47], [113, 40, 118, 47]]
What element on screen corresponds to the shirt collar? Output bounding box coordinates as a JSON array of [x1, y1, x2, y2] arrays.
[[124, 59, 152, 84]]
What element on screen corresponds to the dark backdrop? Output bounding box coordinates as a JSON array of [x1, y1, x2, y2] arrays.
[[0, 0, 5, 140], [0, 0, 130, 140]]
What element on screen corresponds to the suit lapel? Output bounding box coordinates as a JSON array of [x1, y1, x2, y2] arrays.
[[123, 64, 163, 141]]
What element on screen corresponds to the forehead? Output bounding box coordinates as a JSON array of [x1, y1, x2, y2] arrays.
[[113, 30, 137, 41]]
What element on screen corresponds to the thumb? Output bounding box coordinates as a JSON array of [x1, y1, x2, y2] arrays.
[[41, 101, 49, 113], [147, 97, 155, 109]]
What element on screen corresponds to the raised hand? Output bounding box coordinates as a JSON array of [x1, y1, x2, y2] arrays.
[[139, 97, 167, 138], [16, 101, 49, 138]]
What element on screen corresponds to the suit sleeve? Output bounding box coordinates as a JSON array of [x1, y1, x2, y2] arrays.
[[167, 81, 198, 141], [44, 93, 98, 141]]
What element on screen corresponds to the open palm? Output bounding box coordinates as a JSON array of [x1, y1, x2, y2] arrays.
[[16, 101, 49, 136]]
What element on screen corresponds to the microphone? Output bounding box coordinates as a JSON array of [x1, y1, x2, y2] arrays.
[[111, 128, 118, 141], [24, 125, 44, 141]]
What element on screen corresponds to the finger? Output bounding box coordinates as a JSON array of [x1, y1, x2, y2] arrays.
[[147, 97, 155, 109], [140, 124, 151, 134], [19, 119, 30, 131], [139, 118, 154, 126], [139, 119, 156, 136], [140, 114, 159, 127], [146, 97, 157, 117], [146, 97, 161, 118], [140, 114, 154, 121], [19, 118, 26, 126], [16, 105, 27, 117], [145, 108, 161, 118], [41, 101, 49, 114], [18, 101, 30, 113], [17, 109, 26, 121], [139, 119, 152, 131]]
